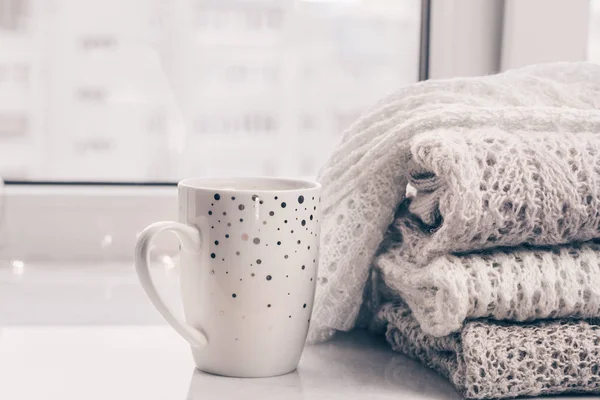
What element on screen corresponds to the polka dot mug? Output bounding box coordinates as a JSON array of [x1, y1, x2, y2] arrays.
[[134, 177, 321, 377]]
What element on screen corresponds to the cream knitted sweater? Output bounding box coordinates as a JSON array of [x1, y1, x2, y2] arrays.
[[309, 62, 600, 343], [376, 128, 600, 337]]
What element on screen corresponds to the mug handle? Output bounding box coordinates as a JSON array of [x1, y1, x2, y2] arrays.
[[134, 221, 208, 349]]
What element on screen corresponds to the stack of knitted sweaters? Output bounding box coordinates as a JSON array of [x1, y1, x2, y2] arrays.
[[308, 62, 600, 399]]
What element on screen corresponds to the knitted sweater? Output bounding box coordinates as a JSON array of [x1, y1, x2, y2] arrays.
[[309, 62, 600, 343], [374, 128, 600, 337], [377, 302, 600, 399]]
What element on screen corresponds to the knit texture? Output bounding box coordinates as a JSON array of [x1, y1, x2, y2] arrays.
[[378, 231, 600, 337], [378, 302, 600, 399], [309, 62, 600, 342], [374, 127, 600, 336], [402, 129, 600, 262]]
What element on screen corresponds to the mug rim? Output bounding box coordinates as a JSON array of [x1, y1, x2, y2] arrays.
[[178, 176, 321, 193]]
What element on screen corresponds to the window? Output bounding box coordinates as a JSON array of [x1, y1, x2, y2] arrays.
[[2, 0, 595, 263], [0, 0, 422, 182]]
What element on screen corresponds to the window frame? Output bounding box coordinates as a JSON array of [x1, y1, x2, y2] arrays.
[[501, 0, 590, 71]]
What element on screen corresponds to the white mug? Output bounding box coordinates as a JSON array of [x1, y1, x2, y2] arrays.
[[134, 177, 322, 377]]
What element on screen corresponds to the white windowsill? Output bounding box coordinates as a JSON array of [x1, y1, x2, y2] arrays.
[[0, 184, 179, 261]]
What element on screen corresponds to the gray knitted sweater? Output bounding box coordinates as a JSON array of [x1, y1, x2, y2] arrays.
[[377, 302, 600, 399]]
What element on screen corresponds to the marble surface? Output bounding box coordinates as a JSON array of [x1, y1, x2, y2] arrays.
[[1, 261, 597, 399]]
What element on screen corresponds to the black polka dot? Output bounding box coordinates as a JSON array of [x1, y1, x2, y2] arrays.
[[286, 275, 289, 278], [274, 196, 278, 200], [208, 210, 212, 215], [289, 315, 292, 318], [284, 220, 288, 223], [225, 234, 230, 238], [240, 218, 244, 222], [269, 211, 275, 216], [310, 215, 313, 220], [312, 197, 314, 200], [314, 206, 317, 211], [313, 259, 316, 263], [303, 303, 307, 308], [214, 194, 220, 200], [297, 240, 301, 244], [239, 204, 245, 211], [252, 194, 259, 201], [310, 278, 313, 281], [214, 240, 219, 245], [211, 226, 214, 229], [236, 251, 240, 255], [308, 246, 311, 250], [223, 211, 227, 216], [277, 241, 281, 245], [284, 255, 289, 259], [231, 196, 236, 200], [251, 273, 255, 277], [301, 265, 305, 270], [227, 222, 232, 227], [301, 220, 306, 226], [263, 221, 267, 225], [298, 195, 304, 204], [253, 238, 260, 244], [281, 202, 287, 208], [211, 253, 216, 258], [267, 304, 271, 308], [232, 293, 237, 298], [266, 275, 272, 281], [291, 230, 294, 233], [259, 200, 264, 204], [257, 259, 262, 264]]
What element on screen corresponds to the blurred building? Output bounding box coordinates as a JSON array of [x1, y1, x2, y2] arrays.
[[0, 0, 420, 181], [0, 0, 39, 179]]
